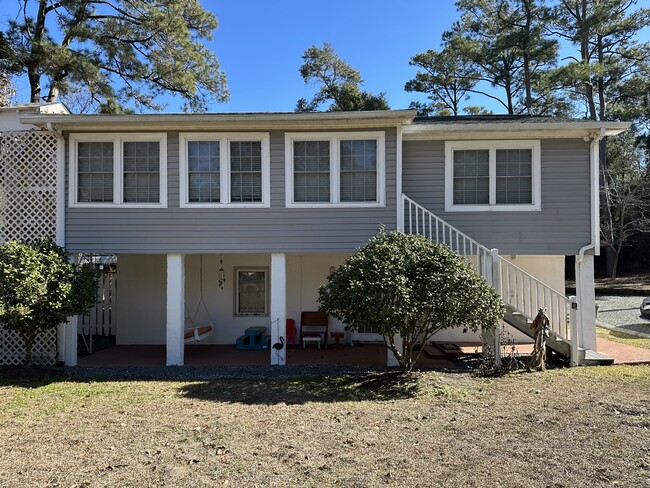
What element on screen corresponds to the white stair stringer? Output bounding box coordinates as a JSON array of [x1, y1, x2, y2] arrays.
[[400, 195, 611, 366]]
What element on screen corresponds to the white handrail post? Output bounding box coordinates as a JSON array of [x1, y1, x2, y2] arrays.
[[569, 295, 579, 366]]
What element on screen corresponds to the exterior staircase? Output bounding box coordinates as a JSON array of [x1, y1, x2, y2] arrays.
[[400, 195, 612, 366]]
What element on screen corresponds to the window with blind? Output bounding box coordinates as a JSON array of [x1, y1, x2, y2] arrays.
[[230, 141, 262, 203], [235, 268, 268, 315], [496, 149, 533, 204], [77, 141, 114, 202], [340, 139, 377, 202], [285, 132, 385, 207], [70, 133, 166, 207], [452, 149, 489, 205], [187, 141, 220, 203], [445, 140, 540, 212], [179, 133, 270, 207], [123, 141, 160, 203], [293, 140, 330, 202]]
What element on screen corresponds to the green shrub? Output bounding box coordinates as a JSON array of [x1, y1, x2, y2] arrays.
[[319, 230, 505, 371]]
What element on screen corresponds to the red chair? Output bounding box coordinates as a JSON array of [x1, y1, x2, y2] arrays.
[[286, 318, 297, 349]]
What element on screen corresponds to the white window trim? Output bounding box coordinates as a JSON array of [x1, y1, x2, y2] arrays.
[[69, 132, 168, 208], [284, 131, 386, 208], [179, 132, 271, 208], [234, 267, 269, 316], [444, 139, 541, 212]]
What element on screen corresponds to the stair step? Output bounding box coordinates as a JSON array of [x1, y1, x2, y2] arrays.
[[581, 349, 615, 366]]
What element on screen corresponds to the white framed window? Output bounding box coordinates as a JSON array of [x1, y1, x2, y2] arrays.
[[285, 131, 385, 208], [69, 133, 167, 208], [234, 267, 268, 316], [444, 140, 541, 212], [179, 133, 271, 208]]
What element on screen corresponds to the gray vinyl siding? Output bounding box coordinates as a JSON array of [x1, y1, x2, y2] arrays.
[[402, 139, 591, 255], [65, 128, 397, 254]]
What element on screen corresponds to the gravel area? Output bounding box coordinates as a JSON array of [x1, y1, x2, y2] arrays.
[[596, 295, 650, 338]]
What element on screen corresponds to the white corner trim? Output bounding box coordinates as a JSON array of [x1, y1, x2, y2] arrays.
[[396, 124, 403, 231], [444, 139, 541, 212], [179, 132, 271, 208], [284, 131, 386, 208], [69, 132, 168, 208]]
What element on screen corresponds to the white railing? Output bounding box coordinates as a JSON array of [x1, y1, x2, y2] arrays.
[[401, 195, 576, 358]]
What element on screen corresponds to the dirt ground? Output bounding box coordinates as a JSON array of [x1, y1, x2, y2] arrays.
[[567, 271, 650, 295], [0, 366, 649, 488]]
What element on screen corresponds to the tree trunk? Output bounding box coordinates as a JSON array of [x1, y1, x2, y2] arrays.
[[578, 0, 597, 120], [22, 328, 37, 368], [609, 245, 621, 279], [27, 0, 49, 103], [523, 0, 533, 114]]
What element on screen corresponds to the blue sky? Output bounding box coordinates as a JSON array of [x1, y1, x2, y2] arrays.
[[206, 0, 458, 113], [3, 0, 649, 113]]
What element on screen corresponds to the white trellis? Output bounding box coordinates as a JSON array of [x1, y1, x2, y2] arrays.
[[0, 129, 59, 365]]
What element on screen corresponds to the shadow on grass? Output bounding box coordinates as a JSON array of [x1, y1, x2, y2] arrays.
[[0, 367, 423, 404], [0, 366, 70, 387], [177, 371, 422, 405]]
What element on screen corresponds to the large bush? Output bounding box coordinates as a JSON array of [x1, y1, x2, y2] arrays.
[[0, 238, 98, 366], [318, 230, 505, 371]]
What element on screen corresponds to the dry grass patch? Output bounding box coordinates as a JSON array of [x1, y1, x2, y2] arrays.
[[0, 366, 649, 487]]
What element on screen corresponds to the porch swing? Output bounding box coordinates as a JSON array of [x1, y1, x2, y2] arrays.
[[184, 256, 215, 343]]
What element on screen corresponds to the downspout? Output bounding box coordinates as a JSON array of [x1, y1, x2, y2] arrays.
[[573, 127, 605, 363], [577, 127, 606, 262]]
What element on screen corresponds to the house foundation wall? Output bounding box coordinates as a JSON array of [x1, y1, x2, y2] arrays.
[[431, 255, 566, 343]]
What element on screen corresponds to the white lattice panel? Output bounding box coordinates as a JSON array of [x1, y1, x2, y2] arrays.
[[1, 129, 59, 365], [0, 327, 57, 366], [0, 130, 58, 242]]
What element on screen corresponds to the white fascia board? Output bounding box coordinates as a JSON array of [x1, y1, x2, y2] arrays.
[[403, 122, 630, 140], [19, 110, 417, 131]]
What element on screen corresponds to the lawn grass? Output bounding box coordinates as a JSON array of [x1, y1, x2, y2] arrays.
[[1, 366, 649, 487], [597, 326, 650, 350]]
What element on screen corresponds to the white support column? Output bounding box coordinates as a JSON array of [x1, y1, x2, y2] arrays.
[[64, 316, 78, 366], [270, 253, 287, 366], [166, 253, 185, 366], [482, 249, 502, 368], [575, 254, 597, 351], [64, 254, 78, 366]]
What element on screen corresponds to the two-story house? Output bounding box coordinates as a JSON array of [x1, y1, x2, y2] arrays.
[[0, 105, 629, 367]]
